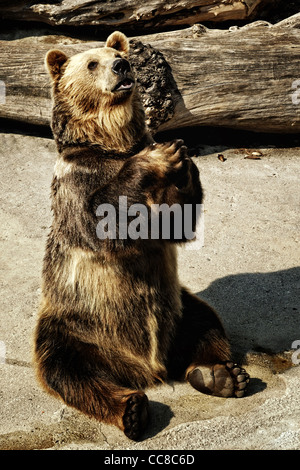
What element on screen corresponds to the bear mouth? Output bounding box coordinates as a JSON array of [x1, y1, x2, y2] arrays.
[[113, 78, 134, 92]]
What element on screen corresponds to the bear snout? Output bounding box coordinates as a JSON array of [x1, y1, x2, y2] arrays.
[[112, 58, 131, 76]]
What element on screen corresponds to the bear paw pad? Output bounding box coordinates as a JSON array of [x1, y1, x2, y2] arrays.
[[188, 362, 250, 398], [123, 393, 150, 440]]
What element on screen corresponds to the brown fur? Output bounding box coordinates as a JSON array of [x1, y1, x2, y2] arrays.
[[34, 32, 245, 441], [45, 35, 150, 154]]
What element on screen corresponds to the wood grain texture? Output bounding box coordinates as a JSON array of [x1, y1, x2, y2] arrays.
[[1, 15, 300, 133], [0, 0, 266, 29]]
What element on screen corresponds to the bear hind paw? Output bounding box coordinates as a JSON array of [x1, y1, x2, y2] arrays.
[[187, 361, 250, 398], [123, 393, 150, 441]]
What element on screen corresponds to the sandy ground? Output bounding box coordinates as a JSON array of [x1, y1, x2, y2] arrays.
[[0, 131, 299, 451]]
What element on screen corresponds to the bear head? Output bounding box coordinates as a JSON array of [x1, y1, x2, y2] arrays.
[[45, 32, 148, 153]]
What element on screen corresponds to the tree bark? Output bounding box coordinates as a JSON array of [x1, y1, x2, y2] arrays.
[[1, 15, 300, 134], [0, 0, 267, 30]]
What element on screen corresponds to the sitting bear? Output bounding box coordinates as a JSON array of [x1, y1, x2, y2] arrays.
[[34, 31, 249, 440]]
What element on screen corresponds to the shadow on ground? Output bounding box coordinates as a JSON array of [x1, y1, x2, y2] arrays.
[[196, 266, 300, 360], [141, 401, 174, 440]]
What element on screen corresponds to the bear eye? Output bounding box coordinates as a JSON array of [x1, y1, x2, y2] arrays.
[[88, 61, 98, 71]]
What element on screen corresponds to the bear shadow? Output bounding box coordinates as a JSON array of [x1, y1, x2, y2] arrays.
[[195, 266, 300, 373], [142, 268, 300, 438], [140, 401, 174, 441]]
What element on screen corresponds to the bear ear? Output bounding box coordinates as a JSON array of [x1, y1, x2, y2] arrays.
[[45, 49, 68, 81], [105, 31, 129, 55]]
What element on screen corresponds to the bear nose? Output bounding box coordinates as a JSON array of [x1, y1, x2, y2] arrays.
[[111, 58, 130, 76]]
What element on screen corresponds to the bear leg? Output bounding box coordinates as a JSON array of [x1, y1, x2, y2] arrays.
[[34, 318, 150, 440], [166, 287, 250, 398]]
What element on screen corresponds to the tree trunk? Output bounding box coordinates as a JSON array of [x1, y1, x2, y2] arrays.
[[0, 0, 267, 30], [1, 14, 300, 134]]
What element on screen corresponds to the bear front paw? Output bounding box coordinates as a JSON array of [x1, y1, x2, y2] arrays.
[[148, 140, 193, 188], [151, 139, 187, 169]]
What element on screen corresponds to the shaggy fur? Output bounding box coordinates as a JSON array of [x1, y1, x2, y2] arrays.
[[34, 31, 249, 441]]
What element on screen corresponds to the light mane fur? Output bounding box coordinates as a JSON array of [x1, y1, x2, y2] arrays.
[[50, 46, 148, 153]]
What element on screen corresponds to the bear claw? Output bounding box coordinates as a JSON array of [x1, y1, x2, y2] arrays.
[[123, 393, 150, 441], [188, 361, 250, 398]]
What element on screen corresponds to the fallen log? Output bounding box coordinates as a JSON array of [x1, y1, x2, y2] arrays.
[[1, 15, 300, 134], [0, 0, 267, 30]]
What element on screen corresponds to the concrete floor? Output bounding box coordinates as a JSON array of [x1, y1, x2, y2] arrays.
[[0, 131, 299, 450]]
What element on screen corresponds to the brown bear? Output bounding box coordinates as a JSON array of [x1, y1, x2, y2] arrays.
[[34, 31, 249, 441]]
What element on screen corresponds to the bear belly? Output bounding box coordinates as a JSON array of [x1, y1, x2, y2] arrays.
[[40, 243, 182, 388]]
